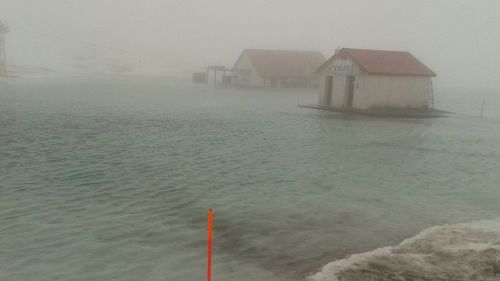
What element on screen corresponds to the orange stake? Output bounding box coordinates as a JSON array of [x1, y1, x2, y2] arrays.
[[207, 209, 213, 281]]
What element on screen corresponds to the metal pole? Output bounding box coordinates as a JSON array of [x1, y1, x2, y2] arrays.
[[214, 69, 217, 87], [207, 209, 213, 281], [481, 101, 485, 119]]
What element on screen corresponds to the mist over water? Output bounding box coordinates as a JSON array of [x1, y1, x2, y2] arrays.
[[1, 77, 500, 280], [3, 0, 500, 90]]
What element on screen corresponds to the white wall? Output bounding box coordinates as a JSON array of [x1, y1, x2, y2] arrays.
[[318, 75, 327, 104], [353, 75, 431, 109], [232, 52, 264, 87], [332, 75, 347, 106]]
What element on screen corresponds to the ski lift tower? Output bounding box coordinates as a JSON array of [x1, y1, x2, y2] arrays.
[[0, 21, 9, 76]]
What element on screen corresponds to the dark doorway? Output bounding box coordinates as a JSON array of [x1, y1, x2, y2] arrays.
[[325, 76, 333, 105], [346, 76, 355, 107]]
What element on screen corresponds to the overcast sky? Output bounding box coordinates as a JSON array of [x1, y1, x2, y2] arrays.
[[2, 0, 500, 88]]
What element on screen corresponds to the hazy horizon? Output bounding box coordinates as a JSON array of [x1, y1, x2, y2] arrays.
[[2, 0, 500, 89]]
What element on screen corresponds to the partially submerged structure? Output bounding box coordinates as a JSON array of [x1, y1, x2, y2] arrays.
[[317, 48, 436, 110], [231, 49, 325, 88]]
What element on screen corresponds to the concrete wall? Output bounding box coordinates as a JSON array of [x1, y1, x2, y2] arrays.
[[232, 53, 264, 87], [318, 56, 432, 109]]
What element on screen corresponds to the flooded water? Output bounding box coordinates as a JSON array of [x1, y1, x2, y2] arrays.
[[1, 76, 500, 281]]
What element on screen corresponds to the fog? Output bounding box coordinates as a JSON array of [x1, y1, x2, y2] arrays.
[[3, 0, 500, 89]]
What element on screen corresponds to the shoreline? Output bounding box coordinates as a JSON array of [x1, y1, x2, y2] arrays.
[[309, 218, 500, 281]]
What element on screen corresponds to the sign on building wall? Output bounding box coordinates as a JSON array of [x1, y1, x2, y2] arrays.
[[331, 59, 354, 76]]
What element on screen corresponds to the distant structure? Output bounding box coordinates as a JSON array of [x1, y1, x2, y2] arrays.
[[192, 72, 207, 83], [316, 48, 436, 110], [206, 65, 232, 86], [0, 20, 8, 77], [231, 49, 325, 88]]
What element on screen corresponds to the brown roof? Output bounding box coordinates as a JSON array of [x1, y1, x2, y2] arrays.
[[235, 49, 326, 79], [317, 48, 436, 77]]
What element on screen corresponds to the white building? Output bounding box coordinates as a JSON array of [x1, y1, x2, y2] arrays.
[[317, 48, 436, 110], [231, 49, 325, 88]]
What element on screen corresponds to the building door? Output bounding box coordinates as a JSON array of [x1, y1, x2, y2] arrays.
[[345, 76, 355, 107], [325, 76, 333, 105]]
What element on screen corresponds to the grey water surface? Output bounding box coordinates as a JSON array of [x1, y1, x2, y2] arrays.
[[1, 76, 500, 281]]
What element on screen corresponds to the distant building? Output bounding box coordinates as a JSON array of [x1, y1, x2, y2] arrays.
[[231, 49, 325, 88], [317, 48, 436, 110]]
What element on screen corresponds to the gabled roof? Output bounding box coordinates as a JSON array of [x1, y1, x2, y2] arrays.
[[317, 48, 436, 77], [234, 49, 326, 79]]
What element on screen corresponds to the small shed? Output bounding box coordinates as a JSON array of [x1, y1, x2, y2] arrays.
[[316, 48, 437, 110], [231, 49, 325, 88]]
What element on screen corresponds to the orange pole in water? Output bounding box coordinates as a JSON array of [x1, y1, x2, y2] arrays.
[[207, 209, 213, 281]]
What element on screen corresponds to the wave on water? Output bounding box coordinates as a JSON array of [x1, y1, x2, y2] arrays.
[[308, 218, 500, 281]]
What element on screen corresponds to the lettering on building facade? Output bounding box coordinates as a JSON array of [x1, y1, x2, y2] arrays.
[[331, 59, 354, 76]]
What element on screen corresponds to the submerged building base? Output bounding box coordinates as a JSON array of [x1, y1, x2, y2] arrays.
[[300, 104, 452, 118]]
